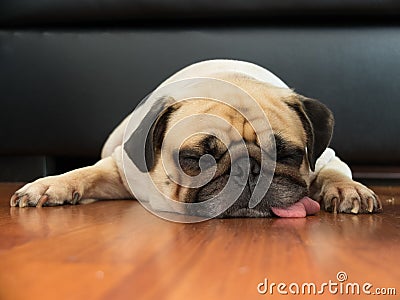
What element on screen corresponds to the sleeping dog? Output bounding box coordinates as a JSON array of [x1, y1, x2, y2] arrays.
[[10, 59, 382, 218]]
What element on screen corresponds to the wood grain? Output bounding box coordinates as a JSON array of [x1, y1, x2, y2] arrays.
[[0, 183, 399, 299]]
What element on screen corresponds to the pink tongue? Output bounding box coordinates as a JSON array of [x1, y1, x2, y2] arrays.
[[271, 197, 320, 218]]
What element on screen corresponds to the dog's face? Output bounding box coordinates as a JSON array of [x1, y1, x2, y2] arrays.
[[125, 76, 334, 217]]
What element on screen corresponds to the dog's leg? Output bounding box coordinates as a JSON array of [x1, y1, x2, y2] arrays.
[[10, 156, 132, 207], [310, 156, 382, 214]]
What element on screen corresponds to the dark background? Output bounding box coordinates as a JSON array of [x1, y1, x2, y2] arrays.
[[1, 0, 400, 181]]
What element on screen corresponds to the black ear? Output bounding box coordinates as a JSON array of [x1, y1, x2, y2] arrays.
[[124, 96, 178, 172], [292, 97, 334, 171]]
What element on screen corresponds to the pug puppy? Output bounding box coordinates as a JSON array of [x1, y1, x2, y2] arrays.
[[10, 60, 382, 217]]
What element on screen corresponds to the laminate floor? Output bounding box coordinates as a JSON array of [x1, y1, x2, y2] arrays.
[[0, 183, 399, 299]]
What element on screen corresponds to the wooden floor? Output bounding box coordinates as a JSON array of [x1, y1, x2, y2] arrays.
[[0, 183, 399, 300]]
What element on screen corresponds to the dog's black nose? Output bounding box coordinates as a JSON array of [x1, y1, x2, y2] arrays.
[[232, 157, 260, 183], [250, 158, 260, 175]]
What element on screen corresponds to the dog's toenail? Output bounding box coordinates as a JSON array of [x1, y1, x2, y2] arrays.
[[72, 192, 80, 204]]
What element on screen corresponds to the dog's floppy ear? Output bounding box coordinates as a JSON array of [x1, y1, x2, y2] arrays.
[[291, 97, 334, 171], [124, 96, 178, 172]]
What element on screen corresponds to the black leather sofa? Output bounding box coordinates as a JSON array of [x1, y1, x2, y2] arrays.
[[1, 0, 400, 182]]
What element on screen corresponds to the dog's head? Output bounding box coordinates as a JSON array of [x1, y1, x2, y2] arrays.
[[125, 76, 333, 217]]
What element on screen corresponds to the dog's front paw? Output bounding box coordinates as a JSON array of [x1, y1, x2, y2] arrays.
[[319, 180, 382, 214], [10, 176, 81, 208]]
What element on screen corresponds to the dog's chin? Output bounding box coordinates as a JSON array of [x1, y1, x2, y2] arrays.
[[192, 173, 308, 218]]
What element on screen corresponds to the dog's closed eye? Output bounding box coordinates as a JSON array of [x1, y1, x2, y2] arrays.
[[179, 150, 202, 176], [275, 134, 305, 167]]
